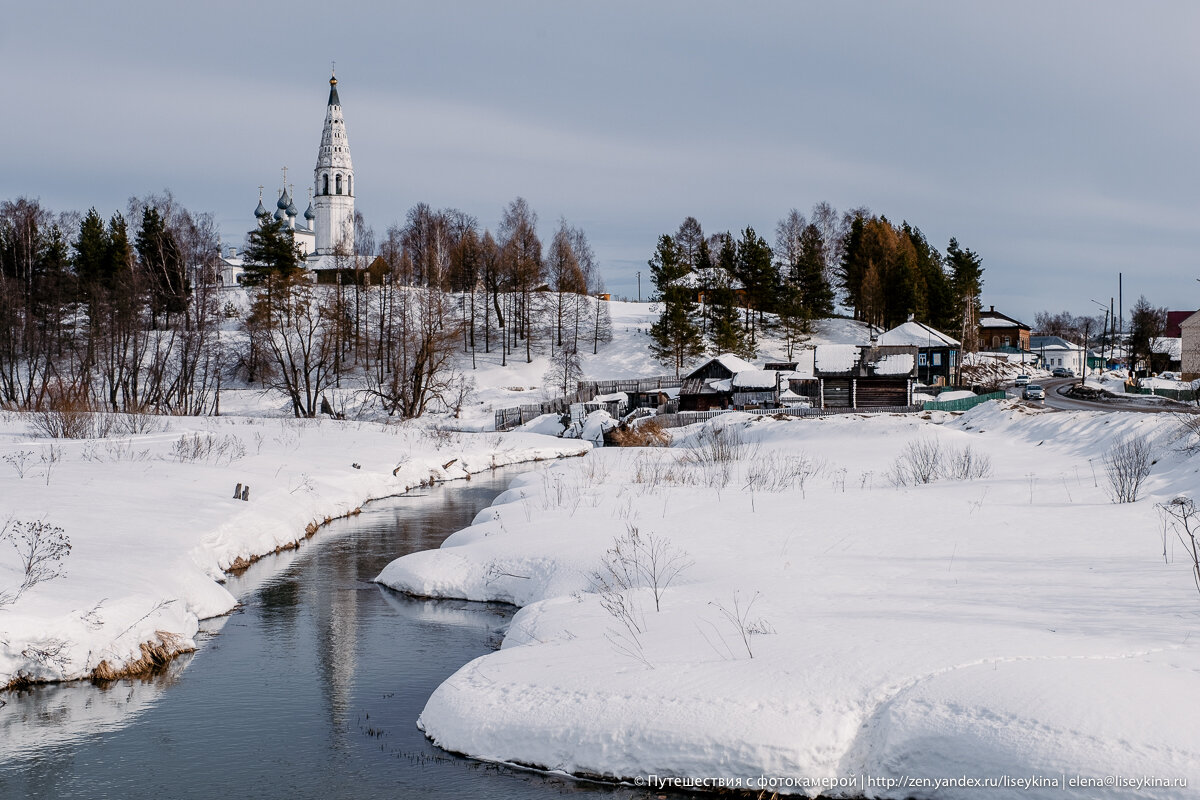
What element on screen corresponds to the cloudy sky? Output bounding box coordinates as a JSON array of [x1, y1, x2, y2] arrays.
[[5, 1, 1199, 324]]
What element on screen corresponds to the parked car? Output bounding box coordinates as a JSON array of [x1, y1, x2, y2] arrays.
[[1051, 366, 1073, 378], [1014, 374, 1031, 386], [1022, 384, 1046, 401]]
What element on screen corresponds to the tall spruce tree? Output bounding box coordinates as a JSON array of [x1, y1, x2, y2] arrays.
[[137, 207, 188, 322], [946, 237, 984, 351], [707, 234, 749, 356], [242, 218, 302, 286], [795, 223, 834, 318], [838, 212, 868, 318], [647, 234, 703, 375]]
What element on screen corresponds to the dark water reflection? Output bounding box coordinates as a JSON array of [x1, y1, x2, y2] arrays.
[[0, 468, 652, 800]]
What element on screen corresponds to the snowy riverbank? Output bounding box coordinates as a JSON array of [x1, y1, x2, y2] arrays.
[[378, 401, 1200, 798], [0, 411, 588, 687]]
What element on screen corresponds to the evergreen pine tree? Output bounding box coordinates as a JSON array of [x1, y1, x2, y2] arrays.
[[946, 237, 984, 351], [838, 212, 868, 318], [73, 208, 109, 296], [137, 207, 188, 320], [796, 223, 834, 318], [647, 234, 703, 375], [242, 218, 302, 286]]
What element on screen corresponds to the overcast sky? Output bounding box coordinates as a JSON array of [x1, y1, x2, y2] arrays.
[[5, 1, 1199, 325]]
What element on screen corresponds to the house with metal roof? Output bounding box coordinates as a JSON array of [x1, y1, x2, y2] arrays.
[[876, 320, 960, 386], [979, 307, 1031, 352]]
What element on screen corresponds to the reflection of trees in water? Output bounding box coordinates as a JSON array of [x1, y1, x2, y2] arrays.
[[0, 655, 192, 763]]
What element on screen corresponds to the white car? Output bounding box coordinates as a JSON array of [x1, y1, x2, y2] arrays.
[[1014, 374, 1030, 386]]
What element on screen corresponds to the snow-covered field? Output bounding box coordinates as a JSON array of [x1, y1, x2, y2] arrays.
[[378, 402, 1200, 798], [0, 407, 587, 686], [8, 299, 1198, 797]]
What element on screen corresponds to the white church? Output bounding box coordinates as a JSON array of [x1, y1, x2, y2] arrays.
[[220, 71, 358, 284]]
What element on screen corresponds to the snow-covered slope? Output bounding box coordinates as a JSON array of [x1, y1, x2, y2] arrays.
[[378, 402, 1200, 797], [0, 413, 588, 686]]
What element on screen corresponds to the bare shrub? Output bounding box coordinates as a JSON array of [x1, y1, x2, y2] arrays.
[[889, 438, 992, 486], [591, 525, 694, 667], [703, 591, 772, 659], [1159, 496, 1200, 596], [39, 445, 61, 486], [1103, 436, 1153, 503], [678, 424, 746, 466], [1174, 412, 1200, 455], [28, 394, 98, 439], [608, 419, 670, 448], [169, 433, 247, 465], [888, 437, 943, 486], [0, 519, 71, 607], [945, 445, 993, 480], [3, 450, 35, 479], [743, 452, 822, 496], [112, 410, 169, 436]]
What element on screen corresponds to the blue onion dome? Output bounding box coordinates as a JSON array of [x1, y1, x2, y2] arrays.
[[276, 190, 289, 210], [273, 206, 286, 221], [254, 199, 269, 219], [286, 199, 298, 216], [304, 203, 315, 221]]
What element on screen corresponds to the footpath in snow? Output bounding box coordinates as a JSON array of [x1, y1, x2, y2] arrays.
[[378, 401, 1200, 799], [0, 410, 587, 687]]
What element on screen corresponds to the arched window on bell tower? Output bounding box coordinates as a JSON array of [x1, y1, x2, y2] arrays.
[[336, 174, 343, 195], [322, 173, 329, 195]]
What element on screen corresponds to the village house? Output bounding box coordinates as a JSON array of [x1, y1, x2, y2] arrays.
[[793, 344, 917, 408], [876, 320, 959, 386], [678, 353, 758, 411], [1181, 310, 1200, 380], [979, 307, 1031, 352], [1030, 335, 1086, 374]]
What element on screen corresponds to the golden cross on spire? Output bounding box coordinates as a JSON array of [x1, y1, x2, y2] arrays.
[[281, 166, 288, 190]]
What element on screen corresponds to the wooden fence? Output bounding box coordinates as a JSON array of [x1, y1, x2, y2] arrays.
[[1126, 386, 1197, 403], [494, 375, 683, 431], [642, 405, 920, 430], [919, 391, 1006, 412]]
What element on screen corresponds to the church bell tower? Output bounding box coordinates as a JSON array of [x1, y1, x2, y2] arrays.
[[312, 69, 355, 255]]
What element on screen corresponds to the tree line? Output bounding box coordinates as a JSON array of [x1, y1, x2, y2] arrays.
[[0, 193, 612, 418], [647, 205, 984, 373], [0, 194, 223, 415]]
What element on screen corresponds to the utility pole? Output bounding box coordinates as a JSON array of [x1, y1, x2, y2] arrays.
[[636, 270, 641, 303]]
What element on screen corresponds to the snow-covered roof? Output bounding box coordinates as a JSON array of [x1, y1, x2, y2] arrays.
[[814, 344, 861, 373], [732, 370, 778, 390], [1152, 337, 1182, 359], [713, 353, 757, 374], [709, 378, 732, 392], [671, 267, 744, 290], [980, 317, 1021, 328], [1030, 335, 1082, 351], [877, 321, 959, 348], [870, 353, 915, 375]]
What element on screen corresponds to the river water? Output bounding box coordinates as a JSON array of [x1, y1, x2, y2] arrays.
[[0, 468, 651, 800]]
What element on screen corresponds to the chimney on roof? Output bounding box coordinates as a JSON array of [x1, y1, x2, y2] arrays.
[[989, 305, 995, 313]]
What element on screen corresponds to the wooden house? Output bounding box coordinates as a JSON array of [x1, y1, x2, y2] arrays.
[[979, 306, 1031, 352], [678, 353, 757, 411], [877, 320, 959, 386], [313, 255, 391, 286], [808, 344, 917, 408]]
